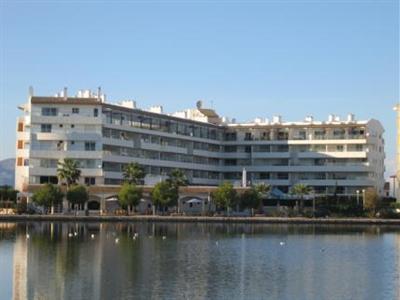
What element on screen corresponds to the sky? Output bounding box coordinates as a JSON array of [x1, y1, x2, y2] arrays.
[[0, 0, 398, 178]]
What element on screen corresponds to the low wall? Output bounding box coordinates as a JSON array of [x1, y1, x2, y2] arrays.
[[1, 215, 400, 225]]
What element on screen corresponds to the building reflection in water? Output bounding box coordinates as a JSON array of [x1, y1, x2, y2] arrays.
[[6, 223, 400, 299]]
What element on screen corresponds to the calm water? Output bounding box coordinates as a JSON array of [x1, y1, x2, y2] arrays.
[[0, 222, 399, 300]]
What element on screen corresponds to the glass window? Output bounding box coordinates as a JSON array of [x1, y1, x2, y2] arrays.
[[41, 107, 57, 116], [41, 124, 52, 133], [85, 141, 96, 151], [72, 108, 79, 114], [94, 108, 98, 117]]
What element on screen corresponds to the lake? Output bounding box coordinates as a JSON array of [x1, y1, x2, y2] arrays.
[[0, 222, 399, 300]]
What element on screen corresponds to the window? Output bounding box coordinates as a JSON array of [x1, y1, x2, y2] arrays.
[[17, 157, 23, 166], [59, 124, 63, 128], [41, 107, 58, 116], [94, 108, 98, 117], [72, 108, 79, 114], [17, 140, 23, 149], [85, 177, 96, 186], [17, 122, 24, 132], [41, 124, 52, 133], [71, 124, 75, 128], [85, 141, 96, 151], [23, 159, 29, 166]]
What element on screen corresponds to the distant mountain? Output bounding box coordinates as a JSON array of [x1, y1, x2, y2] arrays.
[[0, 158, 15, 187]]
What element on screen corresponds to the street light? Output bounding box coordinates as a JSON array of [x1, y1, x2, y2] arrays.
[[356, 190, 360, 206], [362, 189, 366, 209]]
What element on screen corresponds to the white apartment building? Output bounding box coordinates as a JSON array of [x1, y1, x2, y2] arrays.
[[15, 88, 386, 197]]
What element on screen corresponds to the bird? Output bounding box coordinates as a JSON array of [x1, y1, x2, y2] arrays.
[[26, 234, 30, 239], [68, 233, 73, 238], [215, 241, 219, 246], [133, 236, 136, 240], [90, 234, 95, 239], [74, 232, 78, 236], [115, 238, 119, 244], [280, 242, 285, 246], [162, 236, 166, 240]]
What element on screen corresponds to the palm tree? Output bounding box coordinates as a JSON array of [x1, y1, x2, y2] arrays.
[[290, 184, 313, 211], [253, 183, 271, 213], [123, 162, 145, 185], [167, 169, 188, 213], [57, 158, 81, 187], [168, 169, 189, 187], [57, 158, 81, 212]]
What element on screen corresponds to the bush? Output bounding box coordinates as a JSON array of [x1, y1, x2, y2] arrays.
[[16, 202, 27, 214]]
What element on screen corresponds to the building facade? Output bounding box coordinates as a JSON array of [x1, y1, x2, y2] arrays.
[[15, 88, 386, 198]]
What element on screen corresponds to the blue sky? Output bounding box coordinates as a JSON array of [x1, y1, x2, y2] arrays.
[[0, 0, 398, 177]]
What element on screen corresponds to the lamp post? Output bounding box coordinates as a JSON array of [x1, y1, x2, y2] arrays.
[[362, 189, 366, 209], [356, 190, 360, 206]]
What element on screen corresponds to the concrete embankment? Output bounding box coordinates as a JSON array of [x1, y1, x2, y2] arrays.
[[1, 215, 400, 225]]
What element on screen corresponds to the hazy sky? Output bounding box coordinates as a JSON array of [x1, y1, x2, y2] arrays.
[[0, 0, 398, 177]]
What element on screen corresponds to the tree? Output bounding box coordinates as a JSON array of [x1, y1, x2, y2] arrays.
[[118, 183, 143, 214], [253, 183, 271, 197], [168, 169, 189, 187], [212, 182, 237, 214], [167, 169, 188, 213], [66, 184, 89, 210], [364, 187, 379, 216], [239, 184, 271, 215], [32, 184, 63, 214], [151, 180, 178, 213], [290, 184, 313, 211], [123, 162, 145, 185], [240, 189, 260, 210], [57, 158, 81, 187], [0, 185, 18, 202]]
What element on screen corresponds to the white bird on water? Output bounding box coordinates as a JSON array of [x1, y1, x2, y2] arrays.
[[68, 233, 73, 238], [115, 238, 119, 244], [90, 234, 95, 239], [26, 234, 30, 239], [162, 236, 166, 240], [215, 241, 219, 246], [74, 232, 78, 236], [280, 242, 285, 246]]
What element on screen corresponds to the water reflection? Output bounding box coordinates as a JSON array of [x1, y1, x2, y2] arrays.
[[1, 222, 399, 300]]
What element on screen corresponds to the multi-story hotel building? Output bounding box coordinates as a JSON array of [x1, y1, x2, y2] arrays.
[[15, 88, 386, 198]]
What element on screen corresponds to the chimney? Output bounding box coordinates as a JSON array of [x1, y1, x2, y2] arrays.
[[28, 86, 34, 98], [305, 116, 314, 123], [97, 86, 101, 101], [272, 115, 282, 124], [347, 113, 355, 122], [63, 87, 68, 100]]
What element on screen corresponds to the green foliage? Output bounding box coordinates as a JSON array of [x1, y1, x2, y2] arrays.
[[253, 183, 271, 197], [151, 180, 178, 209], [168, 169, 189, 187], [66, 184, 89, 206], [0, 185, 18, 202], [240, 189, 260, 210], [290, 184, 313, 199], [32, 184, 63, 209], [364, 187, 379, 214], [57, 158, 81, 186], [118, 183, 143, 209], [212, 182, 237, 210], [123, 162, 145, 185]]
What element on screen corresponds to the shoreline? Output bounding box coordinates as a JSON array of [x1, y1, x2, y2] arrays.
[[1, 215, 400, 225]]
